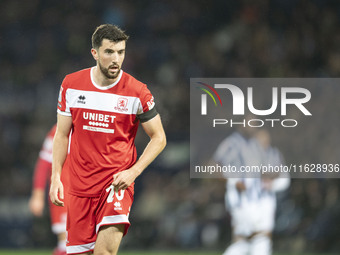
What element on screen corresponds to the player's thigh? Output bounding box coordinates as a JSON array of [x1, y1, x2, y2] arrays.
[[223, 238, 249, 255], [96, 185, 133, 235], [94, 224, 125, 255], [250, 233, 272, 255], [66, 194, 97, 254]]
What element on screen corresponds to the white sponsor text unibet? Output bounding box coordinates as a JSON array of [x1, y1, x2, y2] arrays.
[[83, 112, 116, 123]]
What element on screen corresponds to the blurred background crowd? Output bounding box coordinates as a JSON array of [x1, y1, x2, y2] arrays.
[[1, 0, 340, 253]]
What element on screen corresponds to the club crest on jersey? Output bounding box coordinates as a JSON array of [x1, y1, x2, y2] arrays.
[[115, 97, 128, 112]]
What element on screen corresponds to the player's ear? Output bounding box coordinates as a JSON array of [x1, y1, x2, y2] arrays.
[[91, 48, 98, 61]]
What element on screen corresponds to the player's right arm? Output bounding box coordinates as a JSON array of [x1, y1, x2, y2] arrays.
[[49, 114, 72, 206]]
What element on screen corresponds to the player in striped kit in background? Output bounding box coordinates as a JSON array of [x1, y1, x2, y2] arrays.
[[213, 127, 290, 255]]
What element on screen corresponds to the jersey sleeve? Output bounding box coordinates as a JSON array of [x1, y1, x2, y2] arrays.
[[136, 84, 158, 122], [213, 137, 232, 165], [32, 157, 52, 190], [213, 136, 243, 179], [32, 129, 54, 190], [57, 77, 72, 116], [271, 178, 290, 192]]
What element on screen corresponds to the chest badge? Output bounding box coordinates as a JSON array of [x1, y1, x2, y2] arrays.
[[115, 97, 128, 112]]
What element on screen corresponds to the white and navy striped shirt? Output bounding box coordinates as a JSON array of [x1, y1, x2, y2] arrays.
[[214, 132, 289, 210]]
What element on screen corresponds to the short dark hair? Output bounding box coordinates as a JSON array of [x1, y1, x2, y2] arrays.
[[91, 24, 129, 49]]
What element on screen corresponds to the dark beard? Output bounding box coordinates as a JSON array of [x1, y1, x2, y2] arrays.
[[99, 62, 120, 79]]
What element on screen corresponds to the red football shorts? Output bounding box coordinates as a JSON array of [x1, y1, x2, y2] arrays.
[[49, 194, 67, 235], [65, 185, 134, 254]]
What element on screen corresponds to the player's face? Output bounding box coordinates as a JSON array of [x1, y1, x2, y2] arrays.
[[93, 39, 126, 80]]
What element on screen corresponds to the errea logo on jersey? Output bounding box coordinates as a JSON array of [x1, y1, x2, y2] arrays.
[[77, 95, 86, 104], [115, 97, 128, 112], [114, 202, 122, 210]]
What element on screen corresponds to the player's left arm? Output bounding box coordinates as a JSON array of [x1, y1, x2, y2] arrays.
[[112, 114, 166, 190]]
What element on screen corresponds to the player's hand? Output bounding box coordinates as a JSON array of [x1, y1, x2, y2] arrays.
[[236, 181, 246, 192], [49, 177, 64, 207], [29, 189, 45, 217], [112, 168, 140, 191]]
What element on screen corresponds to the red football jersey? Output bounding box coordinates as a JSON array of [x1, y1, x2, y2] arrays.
[[57, 68, 156, 197]]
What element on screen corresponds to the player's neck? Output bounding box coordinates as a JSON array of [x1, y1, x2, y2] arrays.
[[93, 66, 120, 87]]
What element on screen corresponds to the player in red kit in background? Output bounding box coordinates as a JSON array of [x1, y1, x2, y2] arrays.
[[50, 24, 166, 255], [29, 124, 68, 255]]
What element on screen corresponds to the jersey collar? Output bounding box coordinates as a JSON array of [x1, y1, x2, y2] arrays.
[[90, 67, 123, 90]]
